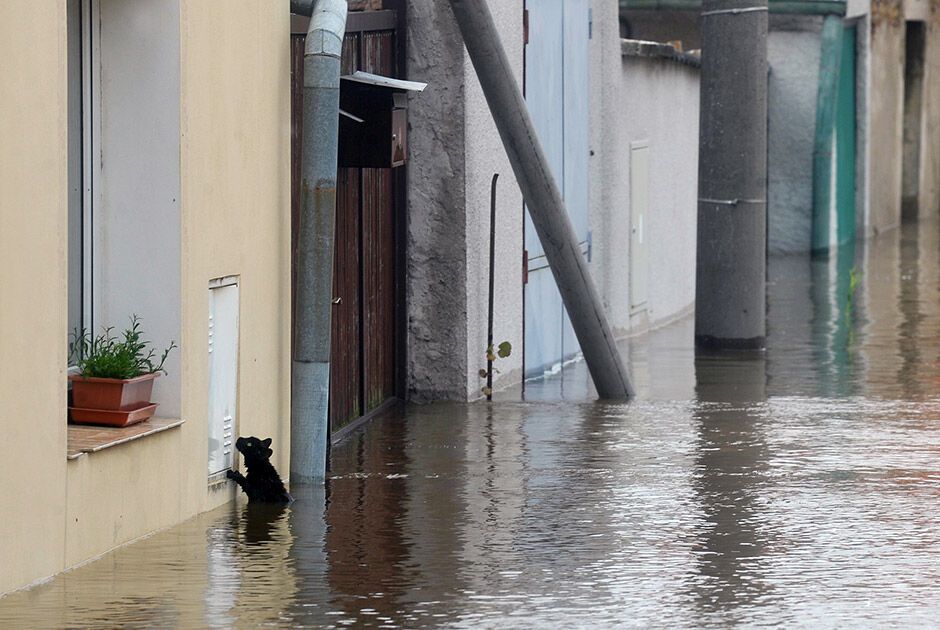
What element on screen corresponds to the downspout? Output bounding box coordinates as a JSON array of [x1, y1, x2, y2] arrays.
[[291, 0, 347, 484], [811, 15, 843, 256]]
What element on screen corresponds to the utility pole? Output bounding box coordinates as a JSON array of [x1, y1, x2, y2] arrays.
[[447, 0, 635, 399], [695, 0, 769, 351]]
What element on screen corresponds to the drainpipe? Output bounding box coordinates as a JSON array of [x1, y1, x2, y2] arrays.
[[447, 0, 635, 399], [291, 0, 347, 484]]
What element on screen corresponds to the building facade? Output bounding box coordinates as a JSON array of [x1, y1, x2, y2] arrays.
[[3, 0, 707, 595], [0, 0, 291, 595]]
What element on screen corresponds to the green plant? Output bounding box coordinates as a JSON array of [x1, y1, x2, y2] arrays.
[[69, 315, 178, 379], [479, 340, 512, 397]]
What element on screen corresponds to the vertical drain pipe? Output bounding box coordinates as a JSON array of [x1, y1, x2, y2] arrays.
[[447, 0, 635, 399], [291, 0, 347, 484]]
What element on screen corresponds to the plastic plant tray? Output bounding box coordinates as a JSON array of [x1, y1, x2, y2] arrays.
[[69, 402, 159, 427]]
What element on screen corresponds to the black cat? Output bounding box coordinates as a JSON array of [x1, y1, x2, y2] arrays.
[[227, 436, 293, 503]]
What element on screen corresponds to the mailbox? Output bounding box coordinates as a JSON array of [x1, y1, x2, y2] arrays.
[[338, 71, 427, 169]]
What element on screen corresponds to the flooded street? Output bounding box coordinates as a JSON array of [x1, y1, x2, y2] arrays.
[[6, 222, 940, 627]]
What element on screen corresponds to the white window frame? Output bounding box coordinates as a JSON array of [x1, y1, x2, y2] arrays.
[[80, 0, 100, 336]]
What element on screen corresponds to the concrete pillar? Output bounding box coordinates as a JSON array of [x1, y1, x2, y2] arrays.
[[695, 0, 769, 350]]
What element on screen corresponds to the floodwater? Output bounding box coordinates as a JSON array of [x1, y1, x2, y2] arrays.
[[6, 222, 940, 628]]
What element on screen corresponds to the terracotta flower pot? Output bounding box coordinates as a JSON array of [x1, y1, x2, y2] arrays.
[[68, 373, 160, 426]]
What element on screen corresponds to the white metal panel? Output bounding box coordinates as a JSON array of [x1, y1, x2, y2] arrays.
[[208, 280, 239, 476], [560, 0, 591, 362], [524, 0, 566, 378], [630, 142, 650, 311]]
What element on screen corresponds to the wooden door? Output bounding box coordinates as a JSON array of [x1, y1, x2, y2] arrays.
[[291, 9, 402, 435]]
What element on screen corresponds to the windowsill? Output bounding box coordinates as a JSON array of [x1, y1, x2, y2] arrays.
[[67, 417, 185, 460]]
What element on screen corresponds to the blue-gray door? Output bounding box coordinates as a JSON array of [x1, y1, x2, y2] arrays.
[[524, 0, 590, 378]]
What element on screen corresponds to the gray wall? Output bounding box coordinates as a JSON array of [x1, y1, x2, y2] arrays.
[[406, 0, 524, 401], [591, 1, 700, 338], [767, 16, 823, 254], [869, 10, 905, 233], [918, 18, 940, 217]]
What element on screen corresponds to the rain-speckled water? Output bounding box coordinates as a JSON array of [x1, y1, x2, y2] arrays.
[[5, 222, 940, 628]]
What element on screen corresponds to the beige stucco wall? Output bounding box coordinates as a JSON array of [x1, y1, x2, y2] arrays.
[[178, 0, 292, 512], [920, 15, 940, 216], [0, 0, 70, 597], [1, 0, 291, 596], [869, 11, 905, 234]]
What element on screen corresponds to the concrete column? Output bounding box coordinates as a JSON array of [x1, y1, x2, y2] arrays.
[[695, 0, 769, 350]]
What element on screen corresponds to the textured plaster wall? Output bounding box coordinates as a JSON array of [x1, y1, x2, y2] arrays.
[[590, 0, 699, 338], [0, 1, 69, 596], [869, 12, 906, 233], [767, 17, 823, 254], [406, 0, 524, 401]]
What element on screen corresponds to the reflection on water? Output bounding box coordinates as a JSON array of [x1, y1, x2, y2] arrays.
[[6, 222, 940, 627]]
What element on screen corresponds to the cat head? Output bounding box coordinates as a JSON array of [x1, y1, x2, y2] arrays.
[[235, 436, 274, 463]]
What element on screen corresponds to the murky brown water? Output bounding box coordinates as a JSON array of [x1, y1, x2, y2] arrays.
[[6, 222, 940, 628]]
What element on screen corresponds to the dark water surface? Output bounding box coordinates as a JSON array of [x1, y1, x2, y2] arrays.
[[5, 223, 940, 627]]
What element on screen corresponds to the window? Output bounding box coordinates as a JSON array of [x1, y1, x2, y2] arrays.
[[67, 0, 97, 361], [64, 0, 182, 418]]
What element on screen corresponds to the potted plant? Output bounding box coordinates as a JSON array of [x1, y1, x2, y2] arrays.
[[68, 315, 177, 427]]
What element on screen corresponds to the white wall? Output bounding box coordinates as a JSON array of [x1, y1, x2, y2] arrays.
[[590, 1, 699, 339], [462, 0, 525, 398], [96, 0, 182, 416], [766, 19, 823, 254]]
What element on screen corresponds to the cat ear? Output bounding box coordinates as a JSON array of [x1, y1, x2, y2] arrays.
[[265, 448, 274, 459], [261, 438, 272, 448]]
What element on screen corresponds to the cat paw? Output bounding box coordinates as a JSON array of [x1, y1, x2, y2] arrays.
[[226, 469, 237, 480]]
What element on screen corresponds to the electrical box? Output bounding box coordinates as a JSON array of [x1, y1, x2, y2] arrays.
[[208, 276, 239, 477], [338, 71, 427, 169]]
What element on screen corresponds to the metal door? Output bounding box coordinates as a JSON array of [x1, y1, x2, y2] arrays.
[[524, 0, 591, 378], [630, 142, 649, 312]]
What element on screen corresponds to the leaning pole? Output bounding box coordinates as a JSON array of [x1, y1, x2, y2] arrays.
[[447, 0, 634, 399], [695, 0, 769, 350]]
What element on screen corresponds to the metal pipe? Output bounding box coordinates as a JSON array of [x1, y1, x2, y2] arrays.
[[694, 0, 768, 351], [486, 173, 498, 401], [291, 0, 347, 484], [447, 0, 635, 399]]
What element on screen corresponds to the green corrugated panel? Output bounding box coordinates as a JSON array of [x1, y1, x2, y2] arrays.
[[835, 24, 857, 248], [620, 0, 846, 14]]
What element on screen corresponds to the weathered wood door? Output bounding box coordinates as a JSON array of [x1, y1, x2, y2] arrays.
[[291, 8, 403, 435]]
